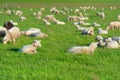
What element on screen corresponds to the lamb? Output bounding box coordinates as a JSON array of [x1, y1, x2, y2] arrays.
[[98, 28, 108, 34], [68, 42, 98, 54], [106, 38, 120, 48], [2, 27, 20, 44], [19, 40, 41, 54], [106, 21, 120, 30]]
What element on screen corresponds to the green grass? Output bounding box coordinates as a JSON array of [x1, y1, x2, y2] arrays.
[[0, 4, 120, 80], [0, 0, 120, 4]]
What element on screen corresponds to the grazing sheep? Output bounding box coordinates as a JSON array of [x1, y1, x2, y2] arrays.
[[68, 42, 98, 54], [2, 27, 20, 44], [106, 38, 120, 48], [106, 21, 120, 30], [19, 40, 41, 54], [98, 28, 108, 34], [96, 12, 105, 19]]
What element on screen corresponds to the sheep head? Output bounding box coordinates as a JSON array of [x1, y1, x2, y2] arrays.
[[32, 40, 41, 47]]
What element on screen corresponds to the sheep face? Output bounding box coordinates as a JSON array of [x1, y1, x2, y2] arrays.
[[32, 40, 41, 47]]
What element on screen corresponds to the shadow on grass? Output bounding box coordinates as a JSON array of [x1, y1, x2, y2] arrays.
[[8, 48, 19, 52]]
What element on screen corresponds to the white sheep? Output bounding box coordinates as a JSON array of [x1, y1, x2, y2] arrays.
[[95, 35, 103, 41], [19, 40, 41, 54], [15, 10, 23, 16], [106, 21, 120, 30], [68, 42, 98, 54], [117, 15, 120, 21], [81, 27, 94, 35], [53, 19, 65, 25], [92, 22, 101, 27], [43, 19, 51, 25], [21, 28, 40, 36], [106, 38, 120, 48], [96, 12, 105, 19], [98, 28, 108, 34], [19, 16, 26, 21], [2, 27, 20, 44]]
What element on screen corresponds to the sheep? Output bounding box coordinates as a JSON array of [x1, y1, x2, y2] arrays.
[[117, 15, 120, 21], [29, 32, 48, 38], [21, 28, 40, 36], [5, 10, 12, 15], [98, 39, 106, 48], [53, 19, 65, 25], [43, 19, 51, 25], [2, 27, 20, 44], [106, 21, 120, 30], [19, 16, 26, 21], [106, 38, 120, 48], [96, 12, 105, 19], [68, 42, 98, 54], [15, 10, 23, 16], [112, 36, 120, 44], [81, 27, 94, 35], [19, 40, 41, 54], [95, 35, 104, 41], [76, 25, 91, 31], [92, 22, 101, 27], [98, 28, 108, 34]]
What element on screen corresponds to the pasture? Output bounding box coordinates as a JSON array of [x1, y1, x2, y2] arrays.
[[0, 1, 120, 80]]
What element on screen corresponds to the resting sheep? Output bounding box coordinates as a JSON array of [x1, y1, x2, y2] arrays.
[[68, 42, 98, 54], [19, 40, 41, 54], [98, 28, 108, 34], [106, 38, 120, 48]]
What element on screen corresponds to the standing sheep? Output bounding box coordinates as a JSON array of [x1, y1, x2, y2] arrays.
[[2, 27, 20, 44]]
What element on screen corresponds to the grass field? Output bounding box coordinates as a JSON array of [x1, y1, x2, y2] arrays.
[[0, 0, 120, 4], [0, 1, 120, 80]]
